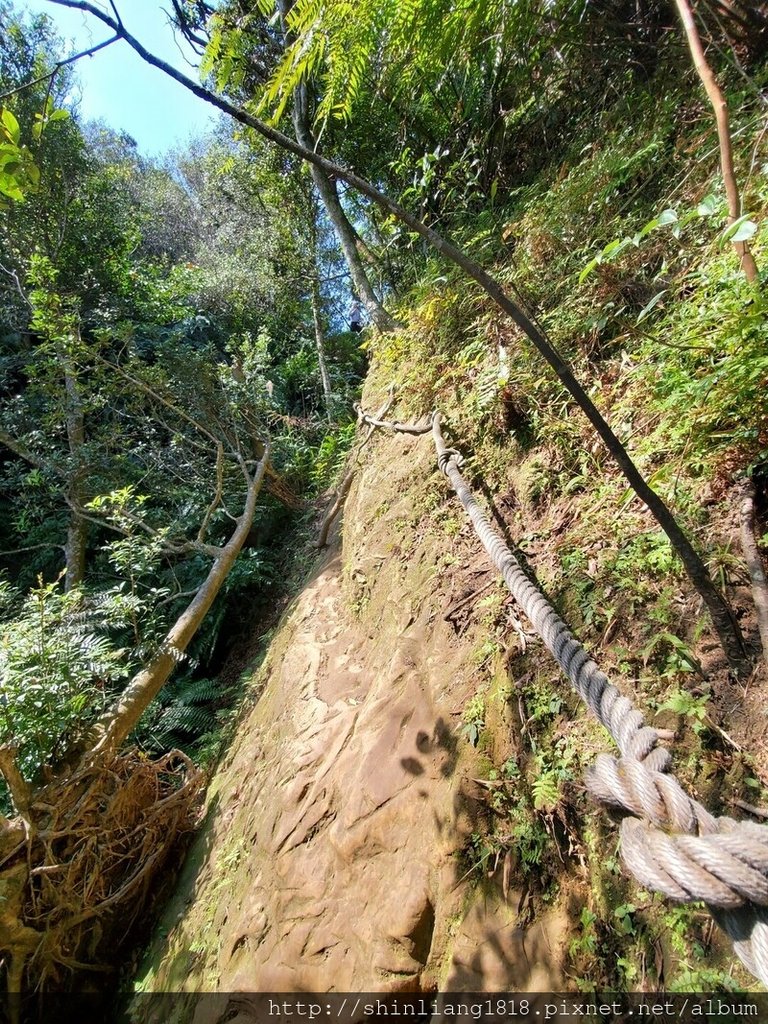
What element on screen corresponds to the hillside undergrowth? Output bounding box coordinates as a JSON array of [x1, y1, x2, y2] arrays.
[[356, 72, 768, 991]]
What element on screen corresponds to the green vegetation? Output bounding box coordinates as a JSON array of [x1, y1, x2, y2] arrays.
[[0, 0, 767, 1000], [0, 3, 372, 808]]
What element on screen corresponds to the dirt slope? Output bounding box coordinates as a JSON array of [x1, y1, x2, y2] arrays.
[[135, 428, 568, 1012]]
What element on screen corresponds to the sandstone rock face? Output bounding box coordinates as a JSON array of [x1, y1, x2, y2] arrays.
[[216, 555, 462, 993], [141, 431, 567, 1009]]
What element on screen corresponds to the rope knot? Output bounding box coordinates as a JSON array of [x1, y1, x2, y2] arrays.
[[620, 816, 768, 911], [437, 447, 464, 474], [588, 754, 768, 925]]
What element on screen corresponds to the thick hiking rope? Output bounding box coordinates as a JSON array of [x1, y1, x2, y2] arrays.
[[351, 405, 434, 436], [355, 406, 768, 984], [429, 413, 768, 985]]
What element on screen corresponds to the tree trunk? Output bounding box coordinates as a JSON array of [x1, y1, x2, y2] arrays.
[[311, 274, 333, 416], [275, 0, 397, 332], [63, 511, 87, 592], [306, 151, 397, 332], [85, 450, 269, 755], [62, 347, 88, 591], [56, 0, 748, 671], [675, 0, 759, 284]]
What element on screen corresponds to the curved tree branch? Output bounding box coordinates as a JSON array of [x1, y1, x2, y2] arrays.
[[0, 35, 119, 102], [675, 0, 759, 284], [44, 0, 748, 671], [84, 446, 270, 756]]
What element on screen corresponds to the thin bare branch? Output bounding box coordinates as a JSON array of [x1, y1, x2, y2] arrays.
[[108, 1, 123, 29], [0, 261, 32, 308], [197, 441, 225, 544], [675, 0, 759, 283], [91, 353, 223, 449], [0, 428, 63, 477], [61, 497, 221, 559], [156, 588, 199, 609], [0, 543, 64, 556], [0, 35, 119, 102]]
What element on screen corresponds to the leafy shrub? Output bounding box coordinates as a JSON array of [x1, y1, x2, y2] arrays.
[[0, 577, 128, 786], [311, 422, 357, 489]]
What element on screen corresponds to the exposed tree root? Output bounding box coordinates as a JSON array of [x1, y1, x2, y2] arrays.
[[0, 749, 202, 997]]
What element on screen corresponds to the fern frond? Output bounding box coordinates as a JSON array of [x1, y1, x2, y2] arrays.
[[178, 677, 219, 704], [157, 704, 216, 735], [531, 771, 560, 812]]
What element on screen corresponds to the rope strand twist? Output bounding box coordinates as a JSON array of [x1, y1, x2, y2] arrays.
[[353, 407, 768, 984]]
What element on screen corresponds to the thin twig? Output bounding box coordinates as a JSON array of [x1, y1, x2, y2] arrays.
[[730, 797, 768, 820], [0, 35, 119, 101], [197, 441, 225, 543], [443, 576, 497, 620], [0, 543, 64, 556]]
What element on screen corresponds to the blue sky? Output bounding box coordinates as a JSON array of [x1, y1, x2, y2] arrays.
[[22, 0, 215, 155]]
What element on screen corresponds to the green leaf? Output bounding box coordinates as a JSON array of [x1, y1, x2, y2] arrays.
[[0, 174, 24, 201], [637, 217, 660, 240], [1, 108, 20, 145], [657, 208, 678, 226], [636, 290, 667, 324], [729, 219, 758, 244], [579, 255, 602, 284], [720, 214, 758, 246], [696, 195, 719, 217], [532, 771, 560, 811]]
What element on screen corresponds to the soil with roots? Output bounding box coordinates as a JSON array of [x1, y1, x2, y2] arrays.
[[0, 749, 202, 1004]]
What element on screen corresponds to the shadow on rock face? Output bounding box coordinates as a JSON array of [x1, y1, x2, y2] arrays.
[[135, 433, 571, 1012]]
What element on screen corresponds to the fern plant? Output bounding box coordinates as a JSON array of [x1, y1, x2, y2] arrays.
[[246, 0, 565, 128], [137, 674, 221, 754], [0, 577, 129, 782]]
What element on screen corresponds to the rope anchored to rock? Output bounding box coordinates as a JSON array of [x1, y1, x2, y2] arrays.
[[350, 404, 768, 986]]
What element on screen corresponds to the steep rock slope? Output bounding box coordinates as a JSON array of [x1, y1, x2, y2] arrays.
[[136, 425, 568, 1007]]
